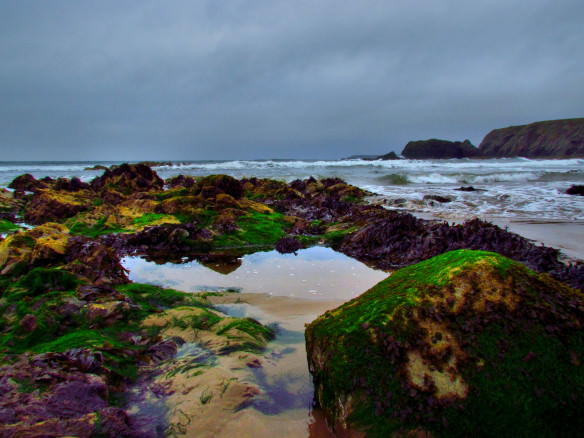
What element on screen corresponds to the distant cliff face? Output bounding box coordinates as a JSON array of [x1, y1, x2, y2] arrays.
[[479, 118, 584, 158], [401, 139, 479, 159]]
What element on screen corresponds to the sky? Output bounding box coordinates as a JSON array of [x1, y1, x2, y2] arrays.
[[0, 0, 582, 161]]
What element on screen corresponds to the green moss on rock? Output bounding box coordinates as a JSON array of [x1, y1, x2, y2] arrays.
[[305, 249, 584, 437]]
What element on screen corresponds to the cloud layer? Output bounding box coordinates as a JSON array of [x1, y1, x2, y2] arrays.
[[1, 0, 582, 160]]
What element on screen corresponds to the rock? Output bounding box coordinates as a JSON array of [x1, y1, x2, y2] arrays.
[[479, 118, 584, 158], [65, 237, 129, 284], [53, 176, 91, 192], [196, 174, 244, 200], [305, 249, 584, 437], [90, 163, 164, 195], [566, 184, 584, 196], [84, 164, 109, 171], [0, 223, 70, 274], [0, 353, 133, 438], [401, 139, 479, 159], [19, 314, 38, 333], [8, 174, 48, 192], [275, 236, 304, 254], [376, 151, 401, 160], [456, 186, 477, 192], [23, 190, 91, 224], [423, 195, 452, 203], [165, 174, 196, 188]]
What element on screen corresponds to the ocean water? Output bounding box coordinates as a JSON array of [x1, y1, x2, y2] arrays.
[[1, 158, 583, 220]]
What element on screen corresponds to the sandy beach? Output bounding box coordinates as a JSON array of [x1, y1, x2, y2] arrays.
[[492, 219, 584, 262]]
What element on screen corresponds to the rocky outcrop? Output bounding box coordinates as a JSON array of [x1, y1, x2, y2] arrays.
[[23, 190, 92, 225], [306, 249, 584, 437], [90, 163, 164, 195], [479, 118, 584, 158], [401, 139, 479, 159], [566, 184, 584, 195], [8, 174, 48, 192]]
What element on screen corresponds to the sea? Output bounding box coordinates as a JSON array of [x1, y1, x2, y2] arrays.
[[1, 158, 583, 221]]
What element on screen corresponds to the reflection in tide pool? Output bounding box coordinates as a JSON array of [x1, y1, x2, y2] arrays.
[[122, 246, 388, 301]]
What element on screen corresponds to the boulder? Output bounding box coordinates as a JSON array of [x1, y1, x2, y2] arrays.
[[306, 250, 584, 437], [377, 151, 401, 160], [0, 223, 70, 274], [8, 174, 48, 192], [566, 185, 584, 196], [196, 174, 244, 200], [275, 236, 304, 254], [23, 190, 91, 224], [90, 163, 164, 195], [479, 118, 584, 158], [53, 176, 91, 192], [401, 139, 479, 159]]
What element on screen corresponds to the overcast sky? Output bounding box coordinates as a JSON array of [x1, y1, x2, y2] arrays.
[[0, 1, 582, 161]]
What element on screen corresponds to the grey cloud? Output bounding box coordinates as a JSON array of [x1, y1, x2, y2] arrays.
[[1, 0, 582, 160]]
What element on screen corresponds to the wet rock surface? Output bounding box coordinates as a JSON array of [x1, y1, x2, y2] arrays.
[[566, 184, 584, 195], [306, 250, 584, 437]]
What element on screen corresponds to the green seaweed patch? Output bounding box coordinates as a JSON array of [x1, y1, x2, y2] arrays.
[[155, 187, 190, 201], [132, 212, 173, 227], [171, 308, 223, 331], [216, 317, 275, 352], [0, 219, 21, 233], [68, 216, 127, 237], [116, 283, 208, 314], [14, 267, 80, 296], [322, 225, 359, 247], [214, 211, 290, 248]]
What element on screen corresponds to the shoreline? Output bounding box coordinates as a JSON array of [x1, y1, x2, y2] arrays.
[[412, 212, 584, 262]]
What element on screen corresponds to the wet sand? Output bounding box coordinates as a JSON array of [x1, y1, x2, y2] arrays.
[[415, 212, 584, 262], [125, 248, 386, 437], [490, 219, 584, 262]]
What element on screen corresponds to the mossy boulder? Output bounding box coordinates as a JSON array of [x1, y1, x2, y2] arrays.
[[305, 249, 584, 437]]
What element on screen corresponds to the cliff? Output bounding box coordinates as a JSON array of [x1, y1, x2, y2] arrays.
[[401, 139, 479, 159], [478, 118, 584, 158]]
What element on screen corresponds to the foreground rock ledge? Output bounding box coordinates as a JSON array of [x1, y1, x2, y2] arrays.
[[305, 249, 584, 437]]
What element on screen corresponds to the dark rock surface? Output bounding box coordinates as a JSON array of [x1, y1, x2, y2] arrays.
[[478, 118, 584, 158], [401, 139, 479, 159], [566, 184, 584, 195], [90, 163, 164, 194], [376, 151, 401, 160], [8, 174, 47, 192], [275, 236, 304, 254]]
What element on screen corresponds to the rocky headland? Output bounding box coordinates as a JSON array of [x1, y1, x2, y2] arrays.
[[0, 163, 583, 436], [478, 118, 584, 158], [401, 139, 479, 159]]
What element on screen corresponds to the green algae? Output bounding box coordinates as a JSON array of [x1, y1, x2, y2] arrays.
[[0, 219, 20, 233], [68, 216, 127, 237], [14, 267, 79, 296], [132, 212, 171, 227], [305, 249, 584, 437], [213, 211, 290, 248], [215, 317, 275, 353], [115, 283, 208, 313]]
